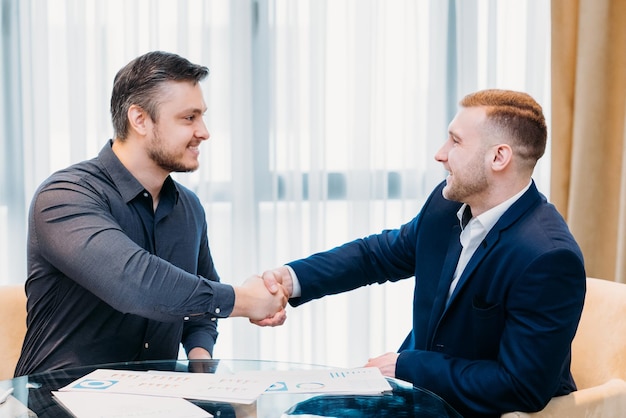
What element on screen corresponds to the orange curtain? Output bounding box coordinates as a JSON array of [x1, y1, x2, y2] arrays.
[[551, 0, 626, 282]]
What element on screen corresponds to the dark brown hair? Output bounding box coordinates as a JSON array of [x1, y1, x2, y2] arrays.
[[110, 51, 209, 140]]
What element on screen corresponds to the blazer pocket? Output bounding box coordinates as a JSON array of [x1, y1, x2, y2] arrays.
[[471, 295, 504, 359]]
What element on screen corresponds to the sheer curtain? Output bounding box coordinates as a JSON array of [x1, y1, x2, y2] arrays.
[[229, 0, 552, 367], [0, 0, 26, 284], [2, 0, 550, 367]]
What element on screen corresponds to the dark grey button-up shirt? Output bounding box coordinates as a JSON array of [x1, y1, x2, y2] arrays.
[[15, 141, 235, 376]]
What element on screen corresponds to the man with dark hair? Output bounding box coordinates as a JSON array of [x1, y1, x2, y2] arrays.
[[260, 89, 586, 417], [15, 51, 286, 376]]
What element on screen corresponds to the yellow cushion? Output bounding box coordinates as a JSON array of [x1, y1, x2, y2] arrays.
[[0, 285, 27, 380]]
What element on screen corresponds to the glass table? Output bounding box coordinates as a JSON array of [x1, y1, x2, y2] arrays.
[[0, 359, 462, 417]]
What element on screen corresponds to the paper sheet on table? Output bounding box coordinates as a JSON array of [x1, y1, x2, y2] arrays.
[[256, 367, 393, 395], [52, 391, 211, 418], [58, 369, 275, 404]]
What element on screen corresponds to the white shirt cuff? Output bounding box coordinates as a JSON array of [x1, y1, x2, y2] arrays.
[[284, 265, 302, 298]]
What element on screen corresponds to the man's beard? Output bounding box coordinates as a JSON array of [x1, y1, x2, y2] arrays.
[[442, 156, 488, 203], [147, 129, 198, 173]]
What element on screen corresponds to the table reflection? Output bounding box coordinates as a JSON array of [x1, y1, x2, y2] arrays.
[[0, 359, 462, 418]]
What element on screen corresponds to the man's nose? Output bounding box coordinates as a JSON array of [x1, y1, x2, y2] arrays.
[[434, 144, 447, 162], [197, 121, 210, 140]]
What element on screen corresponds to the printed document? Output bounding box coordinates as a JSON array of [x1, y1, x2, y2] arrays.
[[258, 367, 392, 395], [52, 391, 211, 418], [58, 369, 275, 404]]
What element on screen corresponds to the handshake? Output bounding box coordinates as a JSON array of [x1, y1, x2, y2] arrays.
[[230, 267, 293, 327]]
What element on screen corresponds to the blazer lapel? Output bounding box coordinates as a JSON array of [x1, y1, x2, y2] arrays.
[[444, 182, 543, 309], [427, 225, 463, 338], [445, 235, 493, 308]]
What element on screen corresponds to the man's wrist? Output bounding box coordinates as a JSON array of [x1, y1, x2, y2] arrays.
[[284, 265, 301, 298], [187, 346, 212, 360]]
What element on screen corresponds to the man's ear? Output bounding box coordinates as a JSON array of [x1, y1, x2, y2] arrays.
[[127, 105, 150, 136], [491, 143, 513, 172]]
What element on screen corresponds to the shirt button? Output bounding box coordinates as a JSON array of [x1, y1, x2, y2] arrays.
[[143, 192, 149, 198], [215, 307, 221, 314], [144, 342, 149, 349]]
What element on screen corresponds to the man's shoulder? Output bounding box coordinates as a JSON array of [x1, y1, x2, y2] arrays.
[[501, 198, 583, 259], [38, 157, 106, 191]]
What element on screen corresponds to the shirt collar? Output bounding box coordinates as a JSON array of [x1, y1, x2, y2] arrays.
[[457, 180, 532, 232], [98, 139, 179, 204]]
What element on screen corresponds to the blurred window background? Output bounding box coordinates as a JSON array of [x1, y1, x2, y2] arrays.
[[0, 0, 550, 367]]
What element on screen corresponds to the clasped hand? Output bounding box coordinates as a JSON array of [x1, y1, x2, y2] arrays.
[[248, 267, 294, 327], [232, 274, 289, 325], [229, 267, 294, 327]]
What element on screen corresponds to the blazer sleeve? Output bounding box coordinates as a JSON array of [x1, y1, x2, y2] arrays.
[[288, 218, 419, 307]]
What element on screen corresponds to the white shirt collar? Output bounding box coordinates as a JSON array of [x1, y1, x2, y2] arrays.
[[456, 180, 532, 232]]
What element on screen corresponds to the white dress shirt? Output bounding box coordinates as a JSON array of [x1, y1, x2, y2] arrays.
[[447, 181, 532, 301]]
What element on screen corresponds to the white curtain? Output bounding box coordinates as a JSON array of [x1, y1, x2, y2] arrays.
[[1, 0, 550, 368]]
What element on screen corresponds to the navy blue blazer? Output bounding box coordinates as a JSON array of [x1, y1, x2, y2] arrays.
[[288, 181, 586, 418]]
